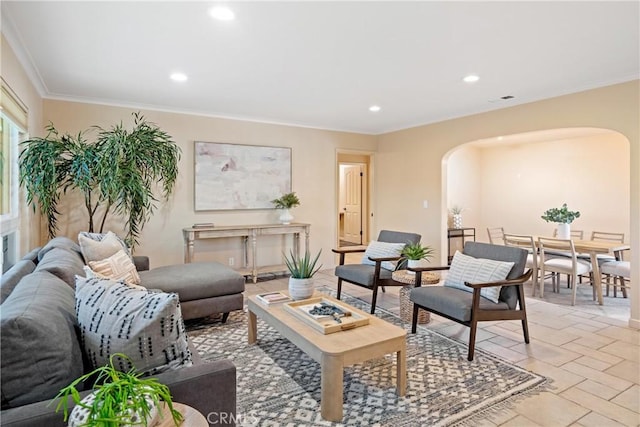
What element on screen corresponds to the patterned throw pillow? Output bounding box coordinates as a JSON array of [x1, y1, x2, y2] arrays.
[[75, 276, 192, 375], [444, 251, 514, 303], [78, 231, 131, 263], [88, 250, 141, 285], [361, 241, 405, 271], [83, 265, 145, 291]]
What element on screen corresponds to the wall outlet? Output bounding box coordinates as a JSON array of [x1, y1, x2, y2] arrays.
[[228, 257, 235, 266]]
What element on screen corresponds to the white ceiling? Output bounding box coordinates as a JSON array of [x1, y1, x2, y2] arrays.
[[2, 1, 639, 135]]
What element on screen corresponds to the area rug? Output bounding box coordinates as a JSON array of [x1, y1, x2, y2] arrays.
[[187, 289, 549, 426]]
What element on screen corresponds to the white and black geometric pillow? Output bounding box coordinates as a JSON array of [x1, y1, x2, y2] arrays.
[[75, 276, 192, 376]]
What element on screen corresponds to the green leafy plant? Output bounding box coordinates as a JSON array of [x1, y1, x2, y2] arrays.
[[283, 249, 322, 278], [449, 205, 464, 215], [19, 112, 181, 248], [271, 192, 300, 209], [401, 242, 435, 261], [541, 203, 581, 224], [54, 353, 182, 427]]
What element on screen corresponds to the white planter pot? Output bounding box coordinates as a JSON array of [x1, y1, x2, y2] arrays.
[[279, 209, 294, 225], [557, 223, 571, 239], [452, 214, 463, 229], [288, 277, 314, 300], [406, 259, 426, 274]]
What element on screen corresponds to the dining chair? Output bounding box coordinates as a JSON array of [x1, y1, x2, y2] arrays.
[[600, 260, 630, 298], [332, 230, 421, 314], [537, 237, 592, 305], [408, 242, 531, 361], [503, 234, 541, 296], [577, 231, 625, 285], [486, 227, 505, 245]]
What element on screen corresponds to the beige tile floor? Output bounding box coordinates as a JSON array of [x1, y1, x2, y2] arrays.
[[243, 267, 639, 427]]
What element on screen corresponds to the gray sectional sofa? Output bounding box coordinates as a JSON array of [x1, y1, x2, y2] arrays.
[[1, 236, 245, 426]]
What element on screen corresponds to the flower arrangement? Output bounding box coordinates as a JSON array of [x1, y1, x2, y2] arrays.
[[541, 203, 581, 224], [271, 192, 300, 209]]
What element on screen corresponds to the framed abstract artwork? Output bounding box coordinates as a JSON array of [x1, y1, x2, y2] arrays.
[[194, 141, 292, 210]]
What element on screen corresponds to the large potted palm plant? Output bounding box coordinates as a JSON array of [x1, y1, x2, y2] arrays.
[[19, 112, 181, 248]]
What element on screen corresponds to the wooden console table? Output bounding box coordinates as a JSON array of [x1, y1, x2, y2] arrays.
[[182, 223, 310, 283]]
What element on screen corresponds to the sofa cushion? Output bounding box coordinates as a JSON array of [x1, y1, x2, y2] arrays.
[[75, 276, 192, 376], [22, 247, 42, 263], [137, 262, 245, 302], [37, 236, 82, 262], [0, 259, 36, 304], [444, 251, 514, 303], [1, 271, 84, 408], [78, 231, 131, 263], [34, 247, 86, 288], [87, 249, 141, 285]]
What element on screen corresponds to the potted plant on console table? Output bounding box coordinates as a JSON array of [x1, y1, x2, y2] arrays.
[[541, 203, 580, 239], [271, 192, 300, 224], [283, 249, 322, 300]]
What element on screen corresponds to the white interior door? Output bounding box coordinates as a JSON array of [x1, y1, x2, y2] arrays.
[[343, 164, 363, 244]]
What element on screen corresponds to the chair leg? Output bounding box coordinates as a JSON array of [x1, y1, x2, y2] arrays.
[[370, 284, 378, 314], [517, 285, 530, 344], [620, 276, 628, 298], [468, 320, 478, 361], [411, 304, 419, 334], [337, 278, 343, 300], [381, 286, 386, 293]]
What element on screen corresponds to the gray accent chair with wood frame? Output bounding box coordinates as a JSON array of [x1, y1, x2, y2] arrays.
[[409, 242, 532, 361], [332, 230, 421, 314]]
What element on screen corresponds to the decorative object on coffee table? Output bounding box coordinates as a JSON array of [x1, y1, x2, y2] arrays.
[[392, 269, 440, 323], [56, 353, 183, 427], [284, 249, 322, 300]]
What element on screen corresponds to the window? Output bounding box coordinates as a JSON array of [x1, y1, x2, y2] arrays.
[[1, 79, 27, 272]]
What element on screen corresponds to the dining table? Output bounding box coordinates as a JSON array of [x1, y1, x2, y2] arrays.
[[507, 236, 630, 305]]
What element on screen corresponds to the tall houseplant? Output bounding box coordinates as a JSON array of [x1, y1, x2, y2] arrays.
[[19, 112, 181, 248]]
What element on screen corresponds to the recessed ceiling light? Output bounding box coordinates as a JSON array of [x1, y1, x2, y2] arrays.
[[463, 74, 479, 83], [170, 73, 188, 82], [369, 105, 381, 112], [209, 6, 235, 21]]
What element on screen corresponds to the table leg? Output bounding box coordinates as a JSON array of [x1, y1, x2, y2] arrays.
[[321, 353, 344, 422], [248, 310, 257, 344], [396, 341, 407, 396], [184, 231, 194, 263], [590, 252, 604, 305], [251, 231, 258, 284]]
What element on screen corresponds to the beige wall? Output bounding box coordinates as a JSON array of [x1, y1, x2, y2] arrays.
[[1, 35, 43, 254], [376, 80, 639, 328], [448, 132, 630, 243], [42, 100, 377, 269]]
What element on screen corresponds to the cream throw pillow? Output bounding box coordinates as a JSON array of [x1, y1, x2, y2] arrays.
[[88, 249, 141, 285], [83, 265, 145, 290], [361, 241, 405, 271], [79, 231, 129, 263], [444, 251, 514, 303]]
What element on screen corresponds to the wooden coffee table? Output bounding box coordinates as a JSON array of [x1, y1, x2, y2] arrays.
[[247, 293, 407, 422]]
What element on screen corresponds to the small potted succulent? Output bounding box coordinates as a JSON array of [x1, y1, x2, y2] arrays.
[[54, 353, 183, 427], [271, 192, 301, 224], [541, 203, 580, 239], [401, 242, 435, 273], [283, 249, 322, 300]]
